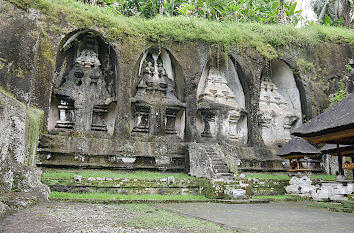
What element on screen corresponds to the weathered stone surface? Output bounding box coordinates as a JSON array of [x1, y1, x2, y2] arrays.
[[188, 143, 235, 181], [0, 2, 55, 122], [37, 134, 187, 170], [0, 201, 9, 220], [0, 90, 49, 218], [285, 176, 314, 197], [224, 188, 249, 200], [0, 0, 353, 176], [311, 181, 354, 202]]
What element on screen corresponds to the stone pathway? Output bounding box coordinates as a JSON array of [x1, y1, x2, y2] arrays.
[[0, 201, 232, 233], [157, 202, 354, 233], [1, 201, 353, 233]]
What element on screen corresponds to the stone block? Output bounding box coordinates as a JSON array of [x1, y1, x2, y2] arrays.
[[168, 176, 175, 185], [74, 175, 82, 183], [225, 189, 249, 200]]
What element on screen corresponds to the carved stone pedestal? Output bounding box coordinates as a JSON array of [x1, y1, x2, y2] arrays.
[[132, 105, 150, 133], [228, 109, 241, 140], [200, 109, 215, 138], [165, 108, 180, 134], [55, 98, 74, 129], [91, 105, 108, 131]]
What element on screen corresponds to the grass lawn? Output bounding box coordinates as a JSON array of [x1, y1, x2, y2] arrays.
[[50, 191, 209, 201], [310, 174, 337, 181], [244, 173, 290, 180], [124, 204, 234, 232], [42, 169, 196, 180], [307, 200, 354, 213], [252, 195, 296, 200]]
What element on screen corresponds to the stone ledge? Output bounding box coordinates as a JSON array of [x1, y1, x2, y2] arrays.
[[49, 198, 269, 204]]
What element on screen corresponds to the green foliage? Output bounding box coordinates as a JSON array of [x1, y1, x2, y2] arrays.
[[329, 79, 348, 107], [125, 204, 228, 232], [62, 38, 80, 51], [322, 14, 345, 27], [243, 173, 290, 180], [307, 200, 354, 213], [5, 0, 354, 60], [296, 58, 315, 73], [25, 107, 43, 166], [50, 191, 209, 200], [103, 0, 302, 24], [310, 174, 336, 181], [252, 195, 294, 200], [345, 64, 353, 72], [0, 85, 16, 100]]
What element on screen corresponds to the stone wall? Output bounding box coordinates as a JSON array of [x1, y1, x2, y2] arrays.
[[0, 1, 353, 171], [0, 90, 49, 219]]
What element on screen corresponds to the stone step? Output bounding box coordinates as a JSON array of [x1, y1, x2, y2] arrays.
[[211, 162, 228, 168], [211, 160, 227, 165], [211, 158, 223, 161], [210, 158, 222, 161], [213, 165, 228, 170], [215, 169, 229, 173], [205, 150, 215, 153], [48, 185, 201, 196], [216, 173, 235, 177], [206, 152, 218, 156]]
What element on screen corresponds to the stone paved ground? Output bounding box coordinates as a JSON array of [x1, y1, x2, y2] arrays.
[[0, 201, 233, 233], [1, 201, 353, 233], [157, 202, 354, 233]]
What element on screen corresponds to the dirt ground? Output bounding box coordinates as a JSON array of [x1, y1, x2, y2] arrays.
[[1, 201, 354, 233], [0, 201, 233, 233]]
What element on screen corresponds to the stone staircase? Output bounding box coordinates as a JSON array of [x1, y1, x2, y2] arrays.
[[202, 145, 235, 181]]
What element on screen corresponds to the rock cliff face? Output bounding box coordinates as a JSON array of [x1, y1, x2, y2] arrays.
[[0, 1, 353, 175], [0, 91, 49, 219]]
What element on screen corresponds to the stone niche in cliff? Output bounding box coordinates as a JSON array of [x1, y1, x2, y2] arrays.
[[48, 30, 117, 135], [130, 48, 185, 139], [196, 57, 247, 144], [259, 60, 302, 147]]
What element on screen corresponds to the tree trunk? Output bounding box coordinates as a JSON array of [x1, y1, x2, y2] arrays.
[[160, 0, 164, 15], [339, 0, 351, 28], [278, 0, 287, 24]]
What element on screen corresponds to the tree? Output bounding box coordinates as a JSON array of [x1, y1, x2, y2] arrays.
[[313, 0, 352, 27], [278, 0, 287, 24], [96, 0, 302, 24]]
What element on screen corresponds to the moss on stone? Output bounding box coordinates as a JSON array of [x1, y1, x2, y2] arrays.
[[5, 0, 354, 60], [0, 85, 17, 100], [296, 58, 315, 73], [25, 106, 43, 166], [0, 86, 45, 168]]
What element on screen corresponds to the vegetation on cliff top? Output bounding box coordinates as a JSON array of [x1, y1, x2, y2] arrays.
[[5, 0, 354, 59]]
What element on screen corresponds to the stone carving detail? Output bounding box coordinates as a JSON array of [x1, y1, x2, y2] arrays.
[[131, 49, 185, 136], [285, 176, 314, 197], [134, 51, 180, 105], [165, 108, 180, 135], [200, 109, 215, 138], [198, 65, 246, 140], [132, 105, 150, 133], [228, 109, 242, 140], [91, 105, 108, 131], [199, 67, 240, 107], [259, 80, 298, 145], [56, 98, 74, 129], [52, 35, 115, 133]]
